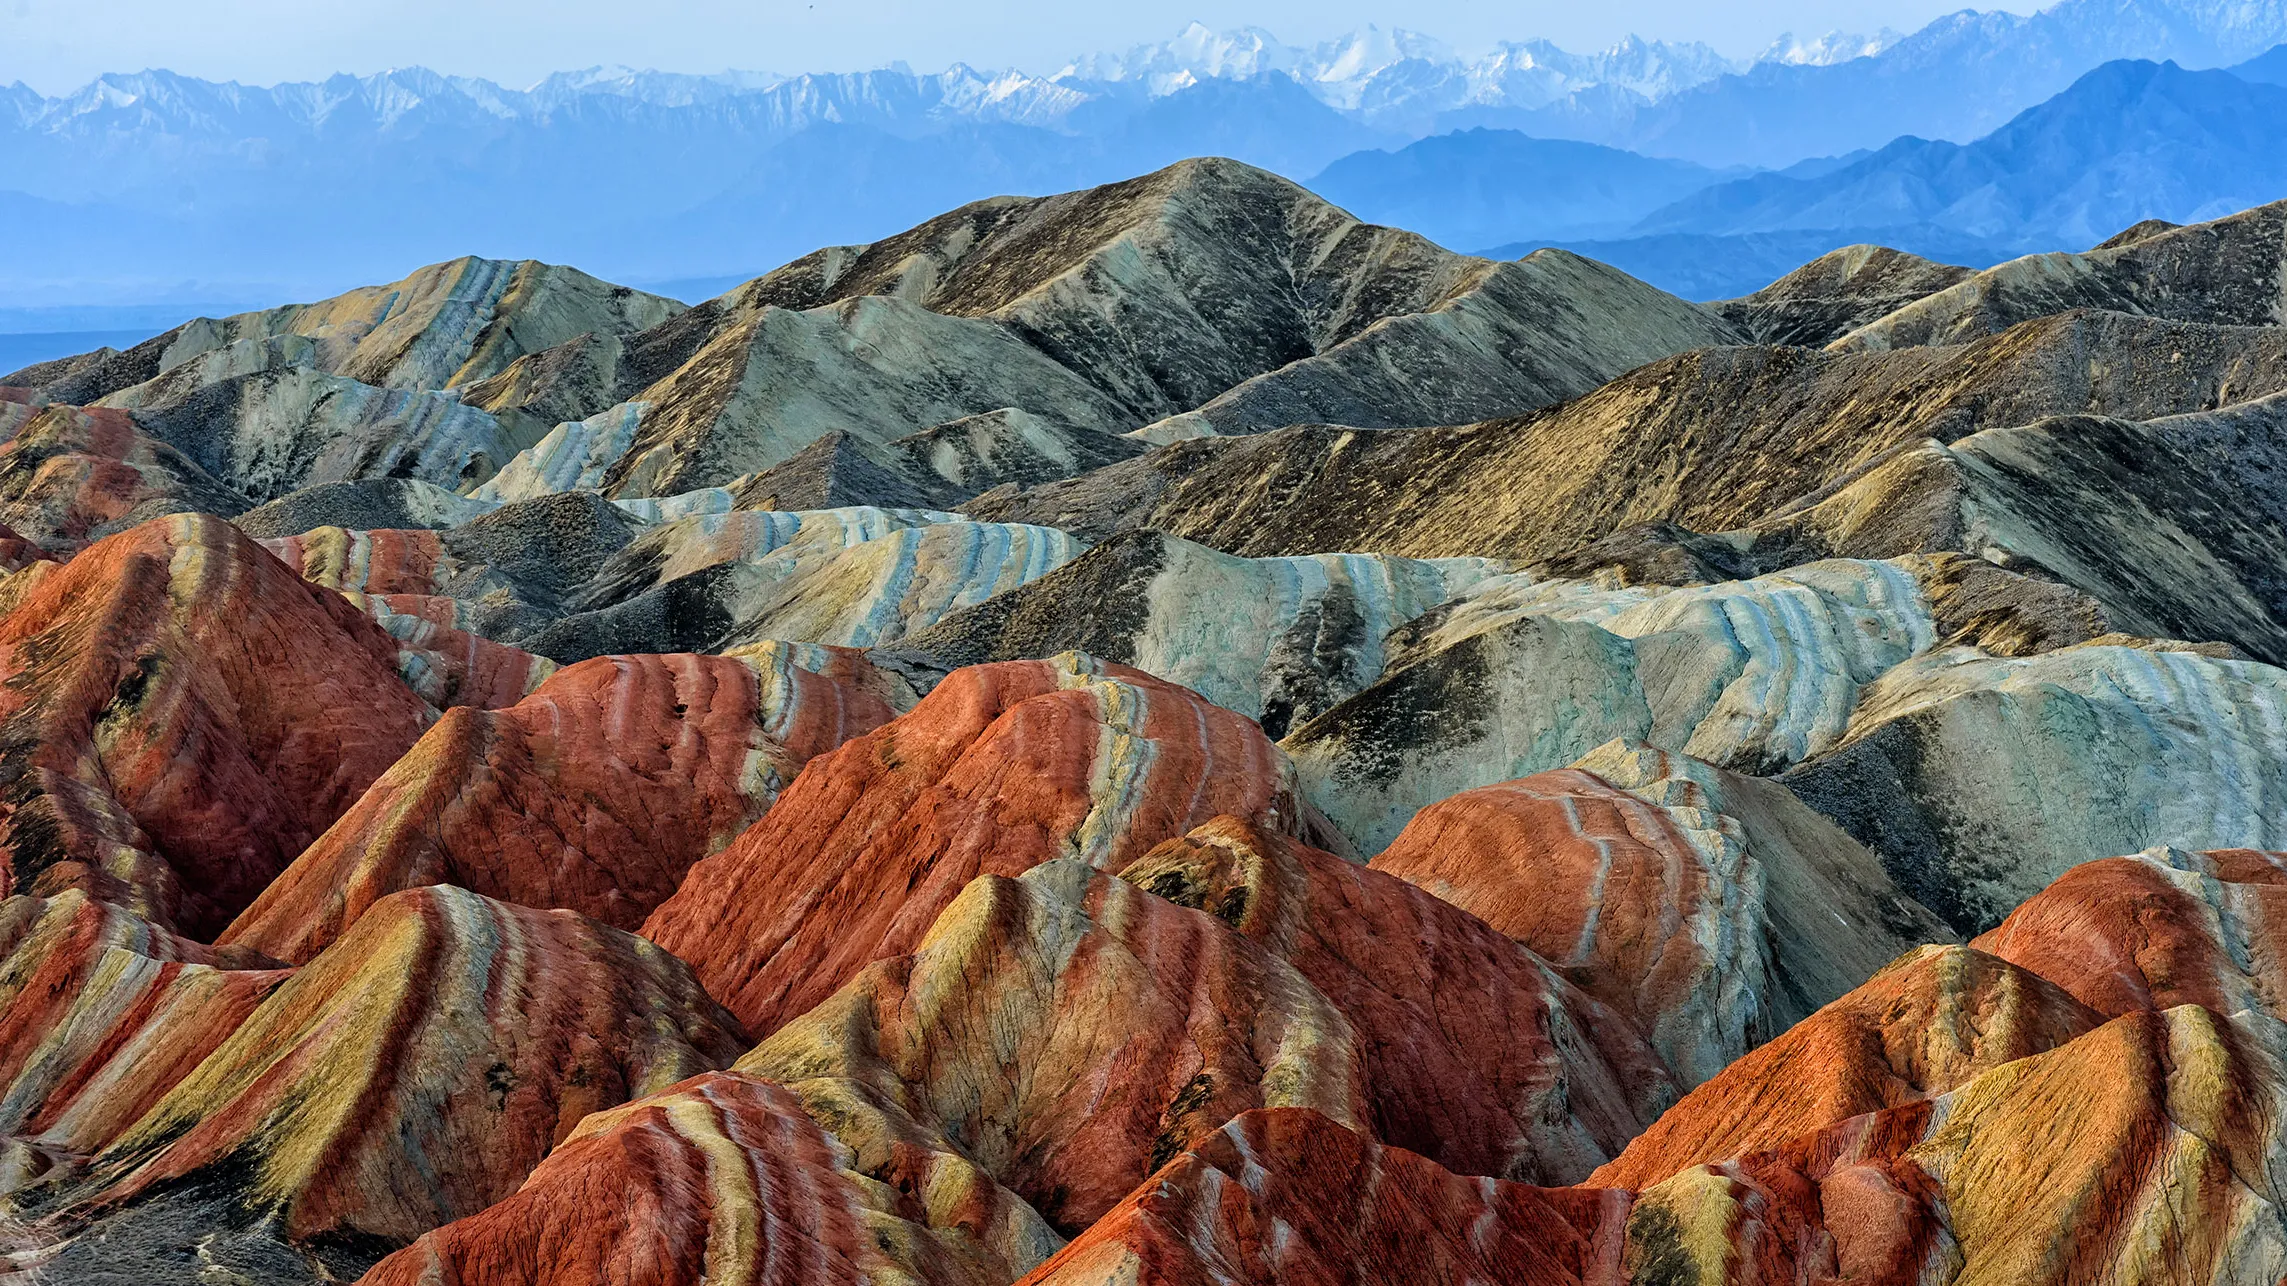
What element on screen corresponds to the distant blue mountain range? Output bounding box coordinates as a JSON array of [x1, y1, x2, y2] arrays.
[[4, 0, 2287, 309]]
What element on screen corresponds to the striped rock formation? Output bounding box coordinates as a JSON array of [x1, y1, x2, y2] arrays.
[[337, 591, 559, 711], [1370, 743, 1951, 1087], [1622, 1004, 2287, 1285], [0, 892, 286, 1167], [102, 353, 526, 501], [1016, 1108, 1630, 1286], [1973, 847, 2287, 1019], [716, 520, 1089, 649], [233, 477, 501, 538], [577, 506, 961, 608], [257, 525, 462, 595], [21, 885, 746, 1284], [222, 647, 898, 962], [1833, 198, 2287, 351], [1781, 642, 2287, 932], [253, 530, 558, 706], [894, 531, 1504, 736], [738, 859, 1368, 1237], [0, 514, 434, 935], [358, 1071, 1025, 1286], [28, 257, 682, 408], [0, 404, 250, 550], [1590, 944, 2102, 1192], [1284, 559, 1938, 851], [641, 653, 1327, 1036], [1117, 817, 1673, 1182]]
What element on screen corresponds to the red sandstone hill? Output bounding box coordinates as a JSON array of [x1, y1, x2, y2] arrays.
[[1119, 816, 1672, 1183], [641, 652, 1329, 1036], [1016, 1108, 1631, 1286], [17, 885, 747, 1280], [359, 1070, 1017, 1286], [221, 647, 895, 962], [0, 514, 434, 937]]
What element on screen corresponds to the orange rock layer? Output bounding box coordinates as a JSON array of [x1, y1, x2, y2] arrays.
[[223, 649, 896, 962], [643, 652, 1322, 1035], [0, 514, 434, 935]]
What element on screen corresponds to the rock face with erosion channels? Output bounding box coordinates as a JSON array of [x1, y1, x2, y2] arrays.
[[1017, 1108, 1631, 1286], [642, 652, 1328, 1035], [1369, 742, 1951, 1087], [221, 646, 898, 962], [1117, 815, 1673, 1182], [360, 1070, 1022, 1286], [18, 885, 746, 1284], [0, 514, 433, 936], [738, 858, 1368, 1237]]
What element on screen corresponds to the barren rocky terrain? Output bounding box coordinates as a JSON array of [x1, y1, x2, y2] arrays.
[[1, 157, 2284, 1285]]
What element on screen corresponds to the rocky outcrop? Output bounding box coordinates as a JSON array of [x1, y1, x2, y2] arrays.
[[969, 310, 2287, 566], [1715, 244, 1975, 347], [103, 358, 524, 501], [0, 514, 433, 935], [221, 648, 897, 962], [1835, 197, 2287, 350], [1590, 944, 2100, 1191], [24, 258, 682, 407], [641, 653, 1327, 1036], [0, 404, 249, 550], [1016, 1108, 1630, 1286], [1282, 559, 1938, 851], [0, 892, 286, 1164], [336, 591, 559, 711], [1141, 247, 1741, 439], [716, 520, 1089, 649], [1748, 395, 2287, 664], [233, 477, 499, 538], [1780, 642, 2287, 933], [17, 885, 745, 1284], [1371, 744, 1951, 1087], [1973, 847, 2287, 1020], [739, 859, 1368, 1236], [1117, 817, 1673, 1182], [892, 531, 1501, 736], [359, 1070, 1023, 1286], [1623, 1005, 2287, 1285]]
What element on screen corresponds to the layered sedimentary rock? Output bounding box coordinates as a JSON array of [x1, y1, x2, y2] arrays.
[[1370, 743, 1950, 1086], [1835, 197, 2287, 350], [360, 1071, 1024, 1286], [1282, 559, 1937, 851], [222, 647, 897, 962], [1973, 847, 2287, 1019], [642, 653, 1325, 1035], [1590, 944, 2100, 1191], [22, 258, 682, 408], [970, 310, 2287, 568], [1017, 1108, 1630, 1286], [1117, 816, 1672, 1182], [334, 591, 559, 710], [20, 886, 746, 1284], [717, 520, 1089, 649], [232, 477, 500, 539], [0, 514, 433, 935], [102, 356, 525, 501], [1781, 642, 2287, 932], [893, 531, 1502, 735], [1750, 395, 2287, 664], [0, 404, 250, 550], [451, 159, 1730, 505], [1715, 244, 1975, 347], [0, 892, 286, 1165], [1623, 1005, 2287, 1285], [740, 859, 1368, 1236]]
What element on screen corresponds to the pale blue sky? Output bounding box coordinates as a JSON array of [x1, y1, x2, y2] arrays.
[[0, 0, 2041, 94]]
